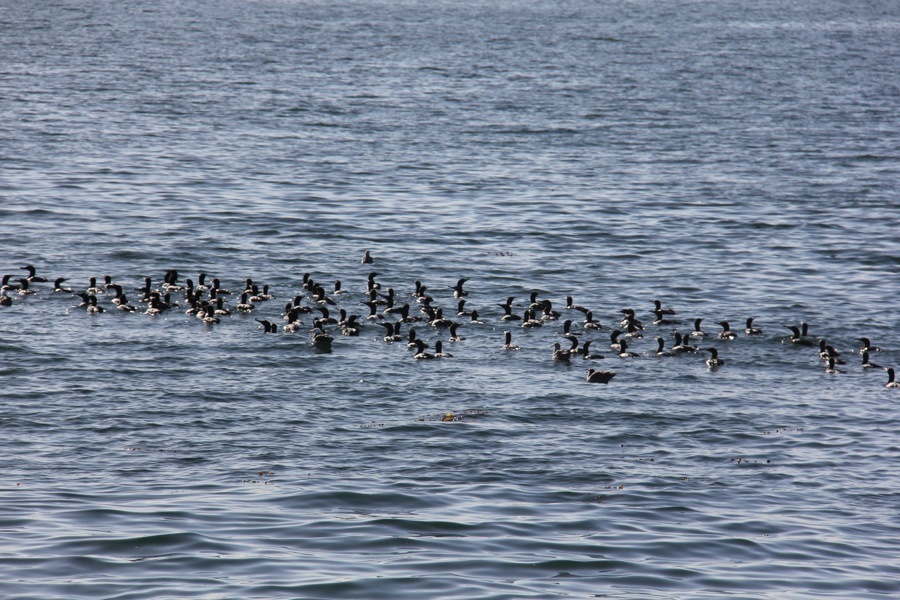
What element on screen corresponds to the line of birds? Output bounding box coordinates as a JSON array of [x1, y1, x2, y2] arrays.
[[2, 257, 898, 389]]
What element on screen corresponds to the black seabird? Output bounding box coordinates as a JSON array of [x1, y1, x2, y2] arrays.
[[583, 311, 602, 330], [858, 338, 880, 354], [501, 331, 520, 350], [885, 368, 900, 389], [340, 315, 361, 336], [690, 318, 707, 337], [499, 303, 521, 321], [617, 339, 638, 358], [744, 317, 762, 335], [717, 321, 737, 340], [655, 337, 673, 356], [448, 322, 464, 342], [609, 330, 623, 351], [652, 299, 676, 315], [566, 296, 588, 313], [825, 356, 844, 374], [705, 347, 724, 369], [586, 368, 616, 384], [672, 331, 697, 353], [433, 340, 452, 358], [20, 265, 48, 283], [784, 324, 816, 346], [413, 339, 435, 360], [17, 279, 37, 295], [580, 340, 604, 360], [861, 351, 883, 370], [652, 309, 681, 326], [86, 277, 104, 295], [380, 322, 403, 342], [450, 278, 469, 298]]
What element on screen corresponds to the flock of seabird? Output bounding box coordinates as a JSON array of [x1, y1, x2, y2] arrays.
[[2, 254, 898, 389]]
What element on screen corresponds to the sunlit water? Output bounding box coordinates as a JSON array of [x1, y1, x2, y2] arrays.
[[2, 1, 899, 598]]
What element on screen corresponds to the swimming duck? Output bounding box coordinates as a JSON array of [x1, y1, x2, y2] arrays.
[[501, 331, 520, 350], [824, 356, 844, 374], [717, 321, 738, 340], [316, 306, 338, 325], [413, 339, 435, 360], [144, 296, 164, 316], [380, 321, 403, 342], [283, 310, 303, 333], [784, 324, 816, 346], [211, 278, 231, 296], [366, 272, 380, 292], [86, 294, 104, 314], [17, 279, 37, 296], [20, 265, 48, 283], [858, 338, 880, 354], [885, 368, 900, 388], [690, 318, 707, 337], [580, 340, 604, 360], [540, 300, 561, 321], [339, 315, 360, 336], [361, 300, 382, 321], [311, 325, 333, 349], [652, 299, 676, 316], [705, 347, 724, 369], [433, 340, 453, 358], [609, 330, 624, 351], [552, 340, 575, 362], [450, 278, 469, 298], [744, 317, 762, 335], [617, 339, 639, 358], [200, 306, 220, 324], [583, 310, 602, 330], [430, 308, 453, 328], [114, 293, 137, 312], [162, 270, 183, 292], [652, 309, 682, 326], [655, 337, 674, 356], [861, 351, 883, 370], [566, 296, 589, 313], [672, 331, 697, 353], [521, 309, 543, 328], [586, 368, 616, 384], [620, 309, 644, 330], [235, 293, 255, 313], [818, 340, 844, 364], [448, 322, 465, 342], [499, 303, 522, 321], [1, 274, 21, 291]]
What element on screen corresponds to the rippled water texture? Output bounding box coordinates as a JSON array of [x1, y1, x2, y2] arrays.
[[2, 0, 899, 598]]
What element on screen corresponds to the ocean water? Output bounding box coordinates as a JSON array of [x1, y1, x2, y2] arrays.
[[2, 0, 899, 598]]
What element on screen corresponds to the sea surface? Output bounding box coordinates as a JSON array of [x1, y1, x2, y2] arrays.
[[2, 0, 899, 598]]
